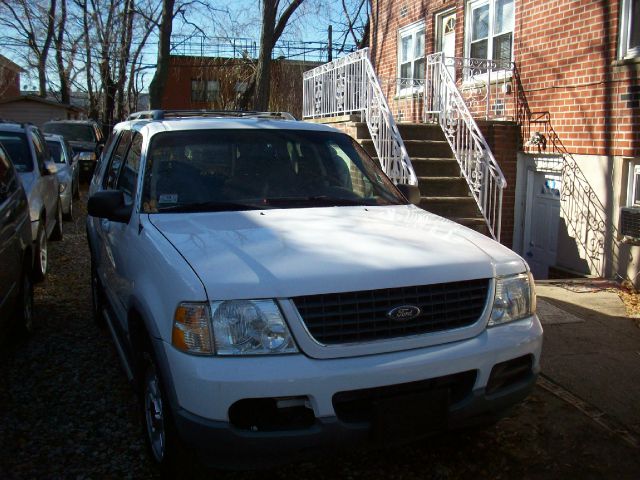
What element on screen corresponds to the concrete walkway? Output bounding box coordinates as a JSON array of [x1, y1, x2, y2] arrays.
[[535, 280, 640, 436]]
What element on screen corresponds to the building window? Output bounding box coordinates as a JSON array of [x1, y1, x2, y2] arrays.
[[466, 0, 514, 64], [627, 162, 640, 206], [620, 0, 640, 59], [191, 79, 219, 102], [397, 22, 425, 94]]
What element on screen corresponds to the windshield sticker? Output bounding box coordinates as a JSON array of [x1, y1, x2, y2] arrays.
[[159, 194, 178, 204]]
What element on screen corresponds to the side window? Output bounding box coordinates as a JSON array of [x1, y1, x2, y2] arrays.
[[0, 147, 16, 203], [116, 133, 143, 205], [104, 130, 133, 189], [30, 130, 48, 173]]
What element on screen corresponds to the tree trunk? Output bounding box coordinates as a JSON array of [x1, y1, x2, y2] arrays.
[[38, 0, 57, 97], [254, 0, 277, 111], [148, 0, 175, 109], [54, 0, 70, 103]]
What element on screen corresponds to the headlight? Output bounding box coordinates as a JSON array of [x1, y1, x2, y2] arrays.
[[211, 300, 298, 355], [488, 272, 536, 326], [171, 302, 214, 355], [77, 151, 97, 162]]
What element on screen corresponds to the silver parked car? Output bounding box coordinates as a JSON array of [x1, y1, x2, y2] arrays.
[[0, 121, 62, 280], [45, 133, 79, 219]]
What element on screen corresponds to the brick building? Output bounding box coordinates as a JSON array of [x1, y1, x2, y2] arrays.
[[0, 55, 23, 100], [304, 0, 640, 283], [161, 56, 321, 119]]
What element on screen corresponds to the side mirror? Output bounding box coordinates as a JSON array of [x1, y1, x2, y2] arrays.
[[43, 161, 58, 175], [88, 190, 132, 223], [397, 184, 421, 206]]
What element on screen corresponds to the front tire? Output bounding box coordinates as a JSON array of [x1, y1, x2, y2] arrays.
[[33, 222, 48, 282], [141, 349, 194, 478]]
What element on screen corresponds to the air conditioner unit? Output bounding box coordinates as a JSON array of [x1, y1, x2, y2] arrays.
[[620, 207, 640, 238]]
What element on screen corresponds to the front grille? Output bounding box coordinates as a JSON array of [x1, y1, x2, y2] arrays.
[[293, 279, 490, 345]]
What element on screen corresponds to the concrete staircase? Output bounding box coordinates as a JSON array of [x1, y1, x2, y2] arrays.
[[352, 122, 488, 235]]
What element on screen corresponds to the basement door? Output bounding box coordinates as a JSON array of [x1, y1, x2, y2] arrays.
[[523, 171, 561, 279]]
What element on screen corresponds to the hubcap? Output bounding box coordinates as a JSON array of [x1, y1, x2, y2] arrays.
[[39, 229, 47, 275], [145, 368, 166, 462]]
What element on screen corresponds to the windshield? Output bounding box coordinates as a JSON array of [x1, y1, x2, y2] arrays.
[[0, 133, 32, 172], [43, 123, 96, 143], [141, 129, 407, 213], [46, 140, 65, 164]]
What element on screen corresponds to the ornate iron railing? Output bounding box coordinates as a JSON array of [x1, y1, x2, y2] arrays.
[[426, 55, 515, 122], [426, 52, 507, 240], [302, 49, 417, 185]]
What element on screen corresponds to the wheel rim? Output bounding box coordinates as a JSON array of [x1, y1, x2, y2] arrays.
[[145, 367, 166, 462], [39, 229, 47, 275], [23, 274, 33, 331]]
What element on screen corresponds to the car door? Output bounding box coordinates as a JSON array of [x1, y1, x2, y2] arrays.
[[106, 132, 143, 333], [29, 129, 57, 235], [95, 130, 133, 326], [0, 147, 22, 328]]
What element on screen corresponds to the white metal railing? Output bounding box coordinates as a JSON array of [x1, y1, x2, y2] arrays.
[[303, 49, 417, 185], [425, 55, 515, 122], [426, 52, 507, 240]]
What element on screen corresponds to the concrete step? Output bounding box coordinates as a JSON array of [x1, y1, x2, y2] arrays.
[[418, 177, 469, 197], [361, 139, 453, 159], [420, 196, 481, 218], [396, 123, 446, 141], [410, 157, 460, 177], [452, 217, 490, 235], [352, 122, 445, 142]]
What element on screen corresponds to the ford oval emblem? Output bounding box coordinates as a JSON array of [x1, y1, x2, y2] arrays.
[[387, 305, 421, 321]]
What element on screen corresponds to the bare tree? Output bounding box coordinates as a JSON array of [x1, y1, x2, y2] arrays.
[[148, 0, 175, 109], [0, 0, 58, 96], [253, 0, 304, 111]]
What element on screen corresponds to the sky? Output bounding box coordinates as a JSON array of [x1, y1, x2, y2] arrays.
[[11, 0, 367, 93]]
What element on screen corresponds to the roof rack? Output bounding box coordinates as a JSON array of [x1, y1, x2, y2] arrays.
[[127, 110, 296, 121]]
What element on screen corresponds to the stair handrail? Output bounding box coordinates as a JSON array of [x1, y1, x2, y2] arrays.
[[426, 52, 507, 240], [303, 48, 417, 185]]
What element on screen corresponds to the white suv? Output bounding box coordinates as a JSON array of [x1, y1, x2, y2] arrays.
[[87, 110, 542, 474]]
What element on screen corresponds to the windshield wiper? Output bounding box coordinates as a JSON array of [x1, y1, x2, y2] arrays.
[[263, 195, 371, 207], [156, 200, 267, 213]]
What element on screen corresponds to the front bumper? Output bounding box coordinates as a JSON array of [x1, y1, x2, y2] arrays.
[[163, 315, 543, 467], [174, 371, 537, 469]]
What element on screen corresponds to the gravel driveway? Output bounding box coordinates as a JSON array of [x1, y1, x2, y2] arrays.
[[1, 187, 638, 479]]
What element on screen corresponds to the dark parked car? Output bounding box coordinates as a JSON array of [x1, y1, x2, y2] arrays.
[[0, 144, 34, 340], [0, 121, 63, 281], [43, 120, 105, 179]]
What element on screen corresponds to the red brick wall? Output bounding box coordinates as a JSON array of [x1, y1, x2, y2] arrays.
[[161, 56, 319, 118], [0, 66, 20, 100], [478, 121, 519, 248], [371, 0, 640, 158], [516, 0, 639, 158]]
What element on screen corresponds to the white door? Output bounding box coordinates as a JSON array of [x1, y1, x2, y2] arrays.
[[437, 12, 456, 81], [523, 171, 561, 279]]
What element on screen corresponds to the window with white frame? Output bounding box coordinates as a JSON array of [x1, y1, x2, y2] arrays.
[[191, 79, 219, 103], [397, 22, 425, 94], [620, 0, 640, 59], [627, 162, 640, 206], [466, 0, 514, 64]]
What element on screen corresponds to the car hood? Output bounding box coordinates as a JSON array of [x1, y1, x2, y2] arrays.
[[148, 206, 526, 300]]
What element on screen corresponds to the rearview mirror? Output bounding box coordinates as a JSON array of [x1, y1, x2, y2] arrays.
[[88, 190, 132, 223], [396, 184, 421, 206]]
